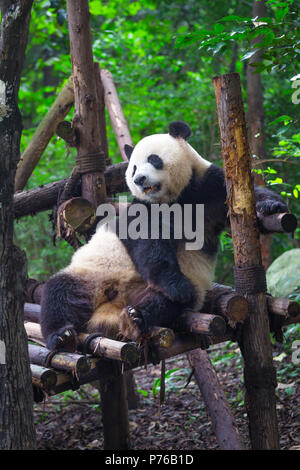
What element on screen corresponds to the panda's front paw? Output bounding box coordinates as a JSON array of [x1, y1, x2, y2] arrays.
[[164, 276, 196, 306], [256, 199, 287, 216], [119, 307, 148, 342], [46, 326, 78, 352]]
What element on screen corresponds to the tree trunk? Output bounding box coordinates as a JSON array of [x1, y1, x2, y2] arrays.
[[247, 0, 272, 269], [0, 0, 36, 449], [66, 0, 107, 210], [213, 73, 280, 450]]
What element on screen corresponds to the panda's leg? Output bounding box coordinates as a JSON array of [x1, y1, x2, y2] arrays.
[[120, 288, 182, 341], [40, 272, 93, 351]]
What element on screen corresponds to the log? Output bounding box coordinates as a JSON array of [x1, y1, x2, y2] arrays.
[[257, 212, 297, 234], [24, 303, 41, 323], [267, 295, 300, 319], [203, 283, 249, 324], [56, 121, 77, 147], [99, 363, 130, 450], [25, 280, 44, 305], [25, 322, 46, 346], [213, 73, 279, 449], [94, 63, 110, 165], [148, 326, 175, 348], [188, 348, 245, 450], [66, 0, 107, 210], [176, 312, 227, 336], [14, 161, 128, 219], [14, 77, 74, 192], [28, 344, 91, 377], [78, 333, 139, 364], [56, 197, 95, 235], [100, 69, 133, 161], [31, 364, 57, 392], [24, 322, 139, 364]]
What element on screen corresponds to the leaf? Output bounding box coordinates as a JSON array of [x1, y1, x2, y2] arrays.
[[214, 23, 225, 34], [241, 50, 257, 61], [219, 15, 252, 23], [275, 6, 289, 22], [89, 1, 102, 16], [269, 115, 293, 126]]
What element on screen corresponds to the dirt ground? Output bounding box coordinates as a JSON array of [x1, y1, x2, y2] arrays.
[[33, 342, 300, 451]]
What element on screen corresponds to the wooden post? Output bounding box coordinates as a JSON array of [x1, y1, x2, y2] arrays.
[[14, 77, 74, 192], [100, 69, 133, 161], [66, 0, 107, 209], [188, 349, 245, 450], [99, 362, 130, 450], [213, 73, 279, 449]]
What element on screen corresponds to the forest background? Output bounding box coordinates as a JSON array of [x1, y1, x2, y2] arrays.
[[15, 0, 300, 289]]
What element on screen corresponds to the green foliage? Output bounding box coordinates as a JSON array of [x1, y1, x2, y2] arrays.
[[152, 368, 190, 398], [13, 0, 300, 283]]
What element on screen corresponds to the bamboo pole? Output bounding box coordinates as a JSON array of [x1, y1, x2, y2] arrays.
[[213, 73, 279, 450], [14, 77, 74, 192]]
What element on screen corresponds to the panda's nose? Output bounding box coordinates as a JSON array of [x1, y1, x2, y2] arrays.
[[134, 175, 146, 186]]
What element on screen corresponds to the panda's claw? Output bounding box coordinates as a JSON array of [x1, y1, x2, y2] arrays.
[[119, 306, 148, 342], [46, 326, 78, 352]]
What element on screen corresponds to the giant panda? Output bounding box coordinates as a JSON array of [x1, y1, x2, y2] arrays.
[[41, 121, 287, 351]]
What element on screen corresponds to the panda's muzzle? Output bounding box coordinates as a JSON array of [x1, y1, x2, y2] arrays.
[[134, 175, 161, 194]]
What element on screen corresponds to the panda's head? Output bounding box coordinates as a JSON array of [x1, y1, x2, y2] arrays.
[[124, 121, 211, 203]]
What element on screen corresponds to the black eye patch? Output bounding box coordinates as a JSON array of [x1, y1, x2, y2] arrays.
[[147, 154, 163, 170], [132, 165, 137, 177]]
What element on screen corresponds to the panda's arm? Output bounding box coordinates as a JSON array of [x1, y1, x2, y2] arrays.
[[199, 164, 287, 215], [122, 237, 196, 306], [254, 184, 287, 215]]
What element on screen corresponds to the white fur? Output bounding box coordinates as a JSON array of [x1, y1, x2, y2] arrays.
[[126, 133, 211, 203]]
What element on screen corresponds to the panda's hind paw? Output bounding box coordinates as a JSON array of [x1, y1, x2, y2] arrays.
[[46, 326, 78, 352], [119, 307, 148, 342]]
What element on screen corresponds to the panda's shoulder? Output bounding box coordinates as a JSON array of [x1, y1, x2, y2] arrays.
[[180, 165, 226, 204]]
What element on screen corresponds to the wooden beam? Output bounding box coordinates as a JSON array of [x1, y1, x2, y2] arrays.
[[188, 348, 245, 449], [213, 72, 279, 450], [28, 344, 91, 377], [100, 69, 133, 161], [258, 212, 297, 234], [14, 77, 74, 192], [14, 162, 128, 219]]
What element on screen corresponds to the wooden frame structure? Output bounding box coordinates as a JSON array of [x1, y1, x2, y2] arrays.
[[14, 0, 299, 451]]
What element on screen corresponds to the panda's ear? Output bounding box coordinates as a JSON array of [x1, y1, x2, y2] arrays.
[[169, 121, 191, 140], [124, 144, 134, 160]]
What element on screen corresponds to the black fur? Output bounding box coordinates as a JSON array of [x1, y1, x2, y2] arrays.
[[128, 287, 183, 333], [169, 121, 191, 140], [124, 144, 134, 160], [40, 272, 93, 351], [119, 164, 287, 331], [147, 154, 164, 169]]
